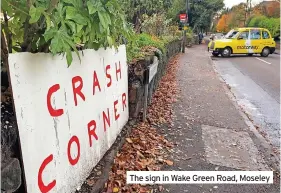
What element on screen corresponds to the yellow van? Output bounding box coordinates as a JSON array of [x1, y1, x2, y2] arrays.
[[208, 28, 276, 57]]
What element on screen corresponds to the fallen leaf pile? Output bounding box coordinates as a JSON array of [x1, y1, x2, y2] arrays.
[[103, 55, 180, 193], [147, 57, 179, 126]]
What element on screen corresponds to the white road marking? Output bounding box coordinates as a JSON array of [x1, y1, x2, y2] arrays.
[[255, 57, 271, 64]]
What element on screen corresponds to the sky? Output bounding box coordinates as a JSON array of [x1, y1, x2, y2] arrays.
[[224, 0, 264, 8]]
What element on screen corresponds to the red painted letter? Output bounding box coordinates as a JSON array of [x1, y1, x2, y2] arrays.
[[38, 154, 56, 193], [102, 108, 110, 131], [122, 93, 127, 111], [93, 71, 101, 95], [72, 76, 85, 106], [87, 120, 98, 147], [106, 65, 112, 87], [115, 62, 121, 81], [114, 100, 120, 121], [47, 84, 64, 117], [67, 136, 80, 165]]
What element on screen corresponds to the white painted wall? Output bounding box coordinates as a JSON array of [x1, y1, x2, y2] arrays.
[[8, 45, 129, 193]]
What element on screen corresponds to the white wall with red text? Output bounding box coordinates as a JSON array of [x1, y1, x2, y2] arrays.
[[8, 45, 128, 193]]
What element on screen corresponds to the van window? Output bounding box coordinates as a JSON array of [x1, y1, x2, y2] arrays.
[[250, 29, 261, 39], [238, 31, 249, 40], [262, 31, 270, 39]]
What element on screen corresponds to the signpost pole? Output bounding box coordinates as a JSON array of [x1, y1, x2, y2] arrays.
[[182, 29, 186, 53], [182, 0, 189, 53]]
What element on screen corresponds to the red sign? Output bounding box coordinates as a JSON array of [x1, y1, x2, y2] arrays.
[[180, 14, 187, 22]]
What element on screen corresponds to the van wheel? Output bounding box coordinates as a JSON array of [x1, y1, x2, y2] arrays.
[[261, 47, 270, 57], [221, 47, 231, 57]]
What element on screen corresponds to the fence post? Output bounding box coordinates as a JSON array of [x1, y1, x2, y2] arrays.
[[142, 67, 150, 122]]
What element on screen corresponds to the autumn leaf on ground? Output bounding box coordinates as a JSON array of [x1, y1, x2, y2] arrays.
[[133, 144, 141, 150], [126, 138, 133, 143], [104, 55, 180, 193], [86, 179, 95, 186], [137, 151, 145, 158], [116, 170, 123, 175], [164, 160, 174, 166]]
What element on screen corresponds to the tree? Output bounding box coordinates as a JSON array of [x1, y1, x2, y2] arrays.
[[265, 1, 280, 17], [167, 0, 224, 32], [216, 14, 229, 32], [119, 0, 172, 32], [229, 3, 247, 27], [245, 0, 252, 23], [252, 1, 280, 18]]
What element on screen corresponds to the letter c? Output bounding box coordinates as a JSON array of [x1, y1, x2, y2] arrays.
[[47, 84, 64, 117], [38, 154, 56, 193]]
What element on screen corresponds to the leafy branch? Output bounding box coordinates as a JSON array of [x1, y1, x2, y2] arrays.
[[1, 0, 134, 66]]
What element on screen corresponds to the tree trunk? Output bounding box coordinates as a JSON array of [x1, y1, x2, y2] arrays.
[[1, 30, 9, 72], [1, 30, 11, 93], [3, 12, 12, 53], [133, 11, 142, 33]]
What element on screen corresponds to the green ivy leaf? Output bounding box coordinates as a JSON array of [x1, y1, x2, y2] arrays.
[[98, 11, 108, 29], [65, 6, 77, 19], [50, 36, 64, 54], [87, 1, 97, 14], [42, 12, 51, 30], [63, 0, 82, 8], [66, 6, 87, 25], [38, 36, 46, 47], [44, 27, 57, 41], [107, 36, 113, 46], [76, 24, 84, 33], [63, 0, 75, 5], [99, 22, 105, 33], [105, 13, 111, 25], [66, 20, 76, 33], [49, 27, 69, 54], [105, 1, 115, 13], [74, 36, 81, 43], [29, 5, 44, 23], [92, 42, 101, 50], [56, 27, 81, 63], [66, 50, 73, 67]]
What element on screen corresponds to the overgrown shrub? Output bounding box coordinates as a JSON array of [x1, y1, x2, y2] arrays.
[[160, 36, 181, 45], [186, 33, 193, 44], [247, 15, 267, 27], [247, 16, 280, 38], [136, 33, 165, 53], [126, 33, 181, 63], [168, 25, 179, 37], [2, 0, 133, 66], [141, 14, 172, 36]]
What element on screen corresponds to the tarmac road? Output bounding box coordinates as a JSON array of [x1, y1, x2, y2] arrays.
[[212, 53, 280, 149]]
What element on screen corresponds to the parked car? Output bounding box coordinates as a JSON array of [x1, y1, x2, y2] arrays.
[[208, 27, 276, 57]]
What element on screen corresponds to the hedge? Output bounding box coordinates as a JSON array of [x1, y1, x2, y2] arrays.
[[247, 16, 280, 38]]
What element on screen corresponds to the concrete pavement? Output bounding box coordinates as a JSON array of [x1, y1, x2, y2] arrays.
[[156, 45, 280, 193]]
